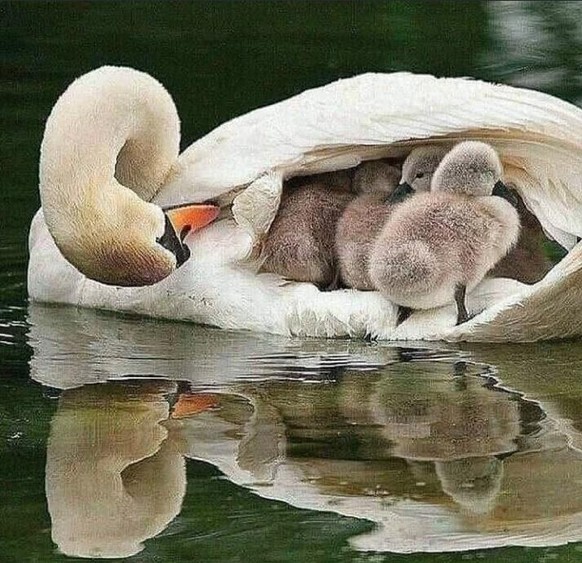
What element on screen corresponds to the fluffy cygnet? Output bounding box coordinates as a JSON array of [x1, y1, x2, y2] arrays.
[[400, 145, 551, 284], [261, 173, 354, 289], [390, 145, 453, 202], [489, 189, 553, 283], [369, 141, 521, 325], [335, 161, 401, 289]]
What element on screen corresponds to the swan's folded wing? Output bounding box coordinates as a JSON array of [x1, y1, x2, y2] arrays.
[[448, 242, 582, 343], [158, 72, 582, 245]]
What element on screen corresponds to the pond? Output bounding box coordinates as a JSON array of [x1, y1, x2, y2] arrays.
[[3, 2, 582, 561]]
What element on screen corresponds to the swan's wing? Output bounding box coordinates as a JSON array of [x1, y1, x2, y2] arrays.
[[449, 242, 582, 343], [156, 72, 582, 247]]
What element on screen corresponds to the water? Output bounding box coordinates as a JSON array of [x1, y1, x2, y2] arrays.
[[3, 1, 582, 561]]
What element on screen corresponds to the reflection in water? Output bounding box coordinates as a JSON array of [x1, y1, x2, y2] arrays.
[[28, 305, 582, 556], [178, 369, 582, 553], [46, 381, 185, 558], [27, 304, 447, 388]]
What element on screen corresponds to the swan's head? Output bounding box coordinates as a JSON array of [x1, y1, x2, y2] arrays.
[[431, 141, 504, 197], [45, 183, 220, 287], [39, 65, 220, 287], [398, 145, 452, 194]]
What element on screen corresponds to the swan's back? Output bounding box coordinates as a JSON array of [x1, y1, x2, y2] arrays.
[[160, 71, 582, 253]]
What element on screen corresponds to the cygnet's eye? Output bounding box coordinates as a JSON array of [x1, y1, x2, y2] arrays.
[[415, 172, 425, 179]]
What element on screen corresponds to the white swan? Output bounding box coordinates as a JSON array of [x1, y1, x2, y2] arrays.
[[28, 65, 582, 341]]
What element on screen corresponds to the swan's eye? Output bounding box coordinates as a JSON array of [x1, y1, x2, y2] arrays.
[[416, 173, 425, 179]]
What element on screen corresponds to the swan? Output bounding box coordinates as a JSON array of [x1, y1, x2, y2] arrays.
[[369, 141, 521, 325], [28, 65, 582, 341]]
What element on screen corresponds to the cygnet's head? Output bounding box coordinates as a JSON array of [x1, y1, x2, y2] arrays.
[[431, 141, 504, 197], [435, 456, 503, 515], [399, 145, 452, 193], [352, 161, 401, 195]]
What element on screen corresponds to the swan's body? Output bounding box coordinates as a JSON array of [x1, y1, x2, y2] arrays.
[[28, 67, 582, 341], [335, 162, 400, 290]]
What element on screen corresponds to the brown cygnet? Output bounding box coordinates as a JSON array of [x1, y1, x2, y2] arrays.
[[489, 188, 553, 283], [261, 171, 354, 289]]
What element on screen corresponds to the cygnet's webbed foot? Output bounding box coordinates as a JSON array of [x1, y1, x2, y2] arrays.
[[455, 285, 469, 325], [388, 182, 415, 205], [396, 306, 414, 326], [492, 181, 519, 208]]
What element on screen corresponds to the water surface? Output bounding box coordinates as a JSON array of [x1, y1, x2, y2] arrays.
[[3, 2, 582, 561]]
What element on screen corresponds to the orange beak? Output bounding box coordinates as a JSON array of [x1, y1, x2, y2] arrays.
[[165, 203, 220, 241], [171, 393, 221, 419]]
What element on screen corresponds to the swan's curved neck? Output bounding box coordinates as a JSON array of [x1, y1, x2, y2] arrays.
[[39, 66, 180, 282]]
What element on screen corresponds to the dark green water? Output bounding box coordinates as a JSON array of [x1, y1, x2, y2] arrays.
[[3, 2, 582, 561]]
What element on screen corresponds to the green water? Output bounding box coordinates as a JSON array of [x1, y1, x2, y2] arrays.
[[3, 1, 582, 561]]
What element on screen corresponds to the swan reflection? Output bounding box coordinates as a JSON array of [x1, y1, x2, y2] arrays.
[[46, 381, 185, 558], [28, 305, 582, 556]]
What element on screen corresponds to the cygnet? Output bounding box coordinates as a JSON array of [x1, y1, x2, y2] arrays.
[[399, 145, 551, 284], [369, 141, 521, 325], [389, 145, 452, 202], [335, 161, 401, 290], [261, 173, 354, 289]]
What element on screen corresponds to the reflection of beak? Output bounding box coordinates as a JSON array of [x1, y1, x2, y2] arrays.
[[159, 203, 220, 268], [389, 182, 415, 204], [165, 203, 220, 241], [171, 393, 221, 418]]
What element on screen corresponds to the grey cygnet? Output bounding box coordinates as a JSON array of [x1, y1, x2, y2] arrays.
[[335, 161, 401, 290], [369, 141, 521, 325]]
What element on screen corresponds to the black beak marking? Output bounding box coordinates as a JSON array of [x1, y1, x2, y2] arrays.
[[492, 180, 519, 208], [157, 215, 191, 268], [388, 182, 415, 204]]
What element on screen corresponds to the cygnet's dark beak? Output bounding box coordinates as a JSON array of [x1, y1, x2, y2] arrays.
[[159, 203, 220, 267], [492, 181, 519, 208], [388, 182, 415, 204]]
